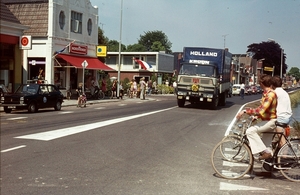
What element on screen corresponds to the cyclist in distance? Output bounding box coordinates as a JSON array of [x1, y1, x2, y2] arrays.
[[236, 74, 277, 160]]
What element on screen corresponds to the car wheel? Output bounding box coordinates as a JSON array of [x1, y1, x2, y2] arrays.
[[28, 102, 37, 113], [4, 106, 12, 113], [54, 101, 62, 111]]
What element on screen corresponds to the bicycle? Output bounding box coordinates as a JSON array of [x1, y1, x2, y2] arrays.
[[211, 116, 300, 182]]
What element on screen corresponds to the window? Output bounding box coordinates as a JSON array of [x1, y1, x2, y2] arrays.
[[59, 11, 65, 30], [87, 18, 92, 36], [123, 56, 133, 65], [106, 56, 117, 65], [71, 11, 82, 33]]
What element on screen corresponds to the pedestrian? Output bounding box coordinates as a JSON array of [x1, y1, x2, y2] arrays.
[[271, 75, 293, 147], [111, 79, 117, 99], [139, 77, 146, 100], [148, 79, 152, 95], [152, 80, 157, 94], [133, 79, 137, 98], [76, 82, 84, 107], [240, 83, 245, 99], [236, 74, 277, 160]]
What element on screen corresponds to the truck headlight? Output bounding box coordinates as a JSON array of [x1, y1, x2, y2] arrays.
[[0, 96, 4, 103]]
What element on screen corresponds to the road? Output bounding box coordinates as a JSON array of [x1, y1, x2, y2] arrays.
[[1, 94, 298, 195]]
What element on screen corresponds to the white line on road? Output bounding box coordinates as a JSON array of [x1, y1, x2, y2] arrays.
[[1, 145, 26, 153], [15, 107, 176, 141], [59, 111, 74, 114], [7, 117, 27, 120], [220, 182, 268, 191]]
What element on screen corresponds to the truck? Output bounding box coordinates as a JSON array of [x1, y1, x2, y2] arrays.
[[176, 47, 232, 109]]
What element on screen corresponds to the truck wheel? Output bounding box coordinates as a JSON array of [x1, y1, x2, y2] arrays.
[[4, 106, 12, 113], [54, 101, 62, 111], [218, 92, 226, 106], [28, 102, 37, 113], [177, 99, 185, 107]]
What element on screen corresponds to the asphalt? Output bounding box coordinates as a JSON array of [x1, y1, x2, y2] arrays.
[[0, 95, 157, 112]]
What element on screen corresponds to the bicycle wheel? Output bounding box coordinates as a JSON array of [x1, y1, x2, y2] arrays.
[[221, 135, 247, 161], [211, 138, 253, 179], [98, 92, 105, 99], [278, 139, 300, 182]]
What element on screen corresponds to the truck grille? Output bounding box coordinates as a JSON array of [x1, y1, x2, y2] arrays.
[[181, 77, 212, 85]]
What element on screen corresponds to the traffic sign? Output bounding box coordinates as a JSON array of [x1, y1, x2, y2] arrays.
[[81, 60, 88, 68]]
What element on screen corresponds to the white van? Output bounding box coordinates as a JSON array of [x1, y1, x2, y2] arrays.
[[232, 84, 241, 95]]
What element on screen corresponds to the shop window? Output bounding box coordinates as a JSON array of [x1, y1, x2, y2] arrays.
[[87, 18, 92, 36], [59, 11, 65, 30], [71, 11, 82, 33]]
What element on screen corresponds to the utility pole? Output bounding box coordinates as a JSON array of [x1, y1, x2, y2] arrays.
[[222, 34, 229, 48]]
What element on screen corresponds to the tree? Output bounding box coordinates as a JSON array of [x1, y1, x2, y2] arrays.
[[98, 27, 108, 45], [107, 40, 126, 52], [138, 30, 172, 53], [288, 67, 300, 81], [126, 43, 146, 52], [247, 41, 287, 76]]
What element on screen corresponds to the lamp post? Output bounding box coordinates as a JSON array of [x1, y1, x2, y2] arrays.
[[117, 0, 123, 98], [268, 38, 283, 78]]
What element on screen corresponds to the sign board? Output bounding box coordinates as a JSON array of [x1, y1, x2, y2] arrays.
[[69, 43, 88, 55], [19, 36, 32, 50], [264, 67, 274, 72], [97, 46, 107, 57], [81, 60, 88, 68]]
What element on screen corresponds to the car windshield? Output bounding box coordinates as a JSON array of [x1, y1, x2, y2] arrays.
[[15, 84, 39, 94], [179, 64, 215, 77]]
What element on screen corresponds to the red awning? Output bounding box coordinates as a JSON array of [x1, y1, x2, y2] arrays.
[[57, 54, 114, 71]]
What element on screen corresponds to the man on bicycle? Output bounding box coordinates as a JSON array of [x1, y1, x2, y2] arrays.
[[236, 74, 277, 160]]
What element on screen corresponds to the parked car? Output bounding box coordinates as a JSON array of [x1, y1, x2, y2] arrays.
[[245, 86, 252, 95], [232, 84, 241, 96], [0, 81, 64, 113], [256, 86, 262, 94], [250, 85, 257, 94]]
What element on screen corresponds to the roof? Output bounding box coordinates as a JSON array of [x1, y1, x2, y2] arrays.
[[4, 0, 49, 36], [0, 1, 20, 24]]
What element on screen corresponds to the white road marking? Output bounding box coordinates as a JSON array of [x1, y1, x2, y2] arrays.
[[15, 107, 175, 141], [95, 107, 105, 109], [59, 111, 73, 114], [220, 182, 268, 191], [118, 104, 126, 106], [1, 145, 26, 153], [7, 117, 27, 120]]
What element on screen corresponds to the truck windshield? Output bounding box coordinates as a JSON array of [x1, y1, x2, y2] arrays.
[[179, 64, 215, 77]]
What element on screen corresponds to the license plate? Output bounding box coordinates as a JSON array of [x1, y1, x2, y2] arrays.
[[8, 106, 16, 109], [178, 96, 183, 99]]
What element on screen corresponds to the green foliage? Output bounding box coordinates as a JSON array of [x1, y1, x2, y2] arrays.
[[107, 40, 126, 52], [98, 27, 108, 45], [247, 41, 286, 76], [122, 77, 130, 92], [151, 41, 166, 52], [290, 90, 300, 108], [138, 30, 172, 53], [288, 67, 300, 81], [126, 43, 146, 52], [157, 84, 174, 94]]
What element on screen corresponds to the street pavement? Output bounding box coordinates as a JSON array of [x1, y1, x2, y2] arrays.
[[0, 95, 159, 112]]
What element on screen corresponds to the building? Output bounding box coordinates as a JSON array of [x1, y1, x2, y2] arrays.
[[4, 0, 112, 96], [0, 1, 27, 92], [106, 51, 174, 84]]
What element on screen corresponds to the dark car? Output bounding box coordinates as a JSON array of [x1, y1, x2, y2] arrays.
[[0, 82, 64, 113]]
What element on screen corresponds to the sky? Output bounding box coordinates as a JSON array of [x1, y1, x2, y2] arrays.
[[90, 0, 300, 70]]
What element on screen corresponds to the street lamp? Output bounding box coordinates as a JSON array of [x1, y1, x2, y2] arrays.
[[117, 0, 123, 98], [268, 38, 283, 78]]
